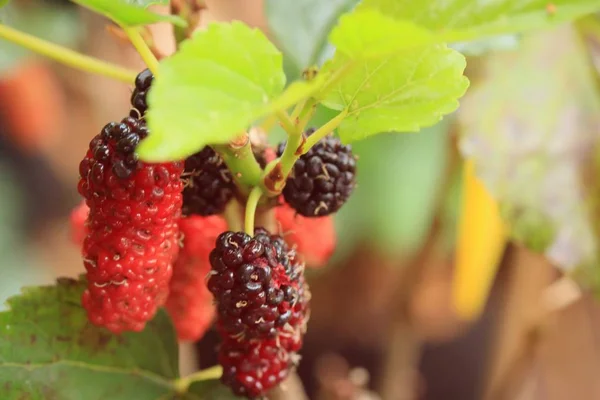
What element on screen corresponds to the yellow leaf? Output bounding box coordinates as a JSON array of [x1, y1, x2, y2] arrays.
[[452, 159, 507, 320]]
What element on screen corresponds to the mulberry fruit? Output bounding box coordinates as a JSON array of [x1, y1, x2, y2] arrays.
[[182, 146, 234, 216], [165, 215, 226, 341], [130, 68, 153, 118], [277, 130, 356, 217], [209, 228, 310, 398], [78, 116, 184, 333], [275, 203, 336, 267]]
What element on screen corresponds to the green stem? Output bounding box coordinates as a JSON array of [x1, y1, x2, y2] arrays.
[[279, 123, 304, 182], [213, 137, 263, 194], [297, 97, 318, 133], [245, 186, 263, 235], [173, 365, 222, 394], [289, 99, 306, 122], [276, 109, 298, 136], [122, 25, 160, 76], [0, 24, 137, 83], [262, 109, 348, 195], [303, 109, 349, 152]]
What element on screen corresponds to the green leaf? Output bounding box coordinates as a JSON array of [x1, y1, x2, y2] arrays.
[[329, 9, 436, 59], [458, 26, 600, 290], [265, 0, 358, 76], [0, 277, 186, 399], [0, 5, 83, 73], [319, 44, 468, 142], [361, 0, 600, 43], [71, 0, 185, 27], [188, 380, 240, 399], [142, 21, 322, 162]]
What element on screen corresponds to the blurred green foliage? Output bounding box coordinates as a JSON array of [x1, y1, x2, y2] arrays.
[[0, 2, 83, 73], [265, 0, 359, 79]]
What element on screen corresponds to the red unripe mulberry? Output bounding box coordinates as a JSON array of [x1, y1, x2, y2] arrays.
[[166, 215, 227, 341], [78, 116, 184, 334]]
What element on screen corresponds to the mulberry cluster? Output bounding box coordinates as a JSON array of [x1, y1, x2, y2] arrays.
[[208, 228, 310, 398], [71, 64, 362, 398], [77, 116, 184, 334]]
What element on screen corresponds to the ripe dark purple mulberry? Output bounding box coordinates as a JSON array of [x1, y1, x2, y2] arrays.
[[182, 146, 234, 216], [130, 68, 153, 118], [209, 228, 310, 398], [277, 129, 356, 217]]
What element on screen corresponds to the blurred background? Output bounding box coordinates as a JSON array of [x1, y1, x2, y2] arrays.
[[2, 1, 600, 399]]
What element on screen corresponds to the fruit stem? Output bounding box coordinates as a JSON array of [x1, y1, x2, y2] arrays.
[[0, 24, 137, 83], [278, 127, 303, 184], [262, 108, 348, 196], [244, 186, 263, 236], [262, 108, 305, 195], [213, 133, 263, 193], [173, 365, 223, 394], [290, 99, 306, 122], [302, 108, 349, 153], [122, 25, 160, 76], [297, 97, 317, 133]]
